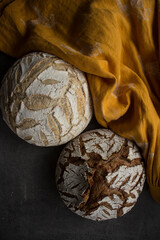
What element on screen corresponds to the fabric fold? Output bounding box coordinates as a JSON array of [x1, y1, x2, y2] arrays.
[[149, 185, 160, 204]]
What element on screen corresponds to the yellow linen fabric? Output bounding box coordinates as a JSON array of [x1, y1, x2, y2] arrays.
[[0, 0, 160, 203]]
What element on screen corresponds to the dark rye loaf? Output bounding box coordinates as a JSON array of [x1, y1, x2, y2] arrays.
[[56, 129, 145, 221]]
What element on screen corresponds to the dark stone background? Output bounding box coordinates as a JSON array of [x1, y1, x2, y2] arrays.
[[0, 51, 160, 240]]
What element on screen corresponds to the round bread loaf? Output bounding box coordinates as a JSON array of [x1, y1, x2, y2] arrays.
[[56, 129, 145, 221], [0, 52, 93, 146]]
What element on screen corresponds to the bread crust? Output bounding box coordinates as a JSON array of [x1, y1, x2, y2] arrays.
[[56, 129, 145, 221], [0, 52, 93, 146]]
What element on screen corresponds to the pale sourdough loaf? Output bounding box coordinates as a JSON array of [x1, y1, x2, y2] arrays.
[[0, 52, 93, 146], [56, 129, 145, 221]]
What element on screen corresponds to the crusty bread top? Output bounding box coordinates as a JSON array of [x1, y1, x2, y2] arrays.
[[0, 52, 93, 146], [56, 129, 145, 221]]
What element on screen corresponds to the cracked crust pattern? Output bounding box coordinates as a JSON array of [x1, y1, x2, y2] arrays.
[[56, 129, 145, 221], [0, 52, 93, 146]]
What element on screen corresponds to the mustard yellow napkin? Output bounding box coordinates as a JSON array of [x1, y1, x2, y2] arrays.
[[0, 0, 160, 203]]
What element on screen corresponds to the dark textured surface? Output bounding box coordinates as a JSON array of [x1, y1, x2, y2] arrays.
[[0, 52, 160, 240]]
